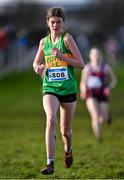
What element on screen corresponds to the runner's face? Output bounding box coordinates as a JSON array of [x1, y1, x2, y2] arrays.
[[47, 16, 64, 34], [89, 49, 102, 64]]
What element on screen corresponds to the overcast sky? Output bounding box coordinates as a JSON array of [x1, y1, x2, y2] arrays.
[[39, 0, 89, 4], [0, 0, 91, 6]]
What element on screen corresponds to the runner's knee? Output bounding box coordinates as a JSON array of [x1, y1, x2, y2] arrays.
[[60, 128, 72, 138], [46, 115, 56, 129]]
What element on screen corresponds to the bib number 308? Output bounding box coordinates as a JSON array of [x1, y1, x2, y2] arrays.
[[48, 67, 68, 81]]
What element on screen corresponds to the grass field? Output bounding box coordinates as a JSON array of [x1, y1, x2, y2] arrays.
[[0, 65, 124, 179]]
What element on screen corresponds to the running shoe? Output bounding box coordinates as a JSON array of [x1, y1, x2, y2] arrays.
[[40, 161, 54, 175], [64, 150, 73, 168], [107, 113, 112, 125]]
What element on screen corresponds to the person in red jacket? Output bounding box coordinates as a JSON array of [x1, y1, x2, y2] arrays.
[[80, 47, 117, 141]]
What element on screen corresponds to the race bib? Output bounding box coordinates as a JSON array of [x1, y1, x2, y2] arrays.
[[48, 67, 68, 81], [87, 75, 102, 89]]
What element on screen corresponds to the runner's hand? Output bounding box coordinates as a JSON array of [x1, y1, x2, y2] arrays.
[[103, 87, 111, 96], [52, 48, 62, 58], [35, 64, 44, 75]]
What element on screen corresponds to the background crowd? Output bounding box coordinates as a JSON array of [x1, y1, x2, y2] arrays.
[[0, 0, 124, 78], [0, 23, 124, 77]]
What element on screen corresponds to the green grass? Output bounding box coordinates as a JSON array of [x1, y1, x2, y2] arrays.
[[0, 66, 124, 179]]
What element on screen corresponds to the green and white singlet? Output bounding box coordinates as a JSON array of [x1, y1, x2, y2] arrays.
[[42, 32, 78, 96]]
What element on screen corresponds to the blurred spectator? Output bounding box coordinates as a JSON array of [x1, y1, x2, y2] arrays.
[[118, 26, 124, 57], [14, 29, 29, 70], [0, 27, 9, 72], [104, 36, 119, 67], [76, 33, 91, 62]]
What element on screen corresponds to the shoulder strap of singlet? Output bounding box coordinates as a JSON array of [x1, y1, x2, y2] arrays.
[[60, 32, 72, 53], [61, 32, 67, 40], [86, 63, 93, 78], [100, 62, 106, 72], [44, 34, 49, 46], [87, 63, 92, 73], [87, 62, 107, 75]]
